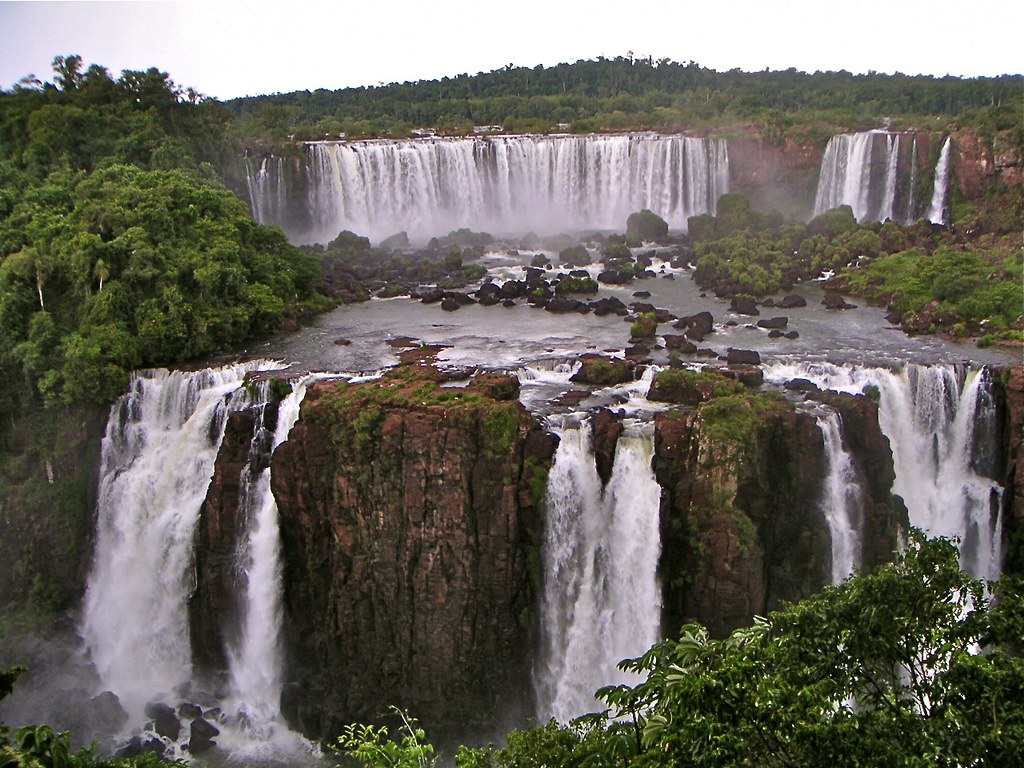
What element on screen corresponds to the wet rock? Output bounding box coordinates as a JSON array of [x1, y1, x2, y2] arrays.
[[440, 296, 463, 312], [726, 348, 761, 366], [632, 290, 651, 298], [729, 296, 760, 315], [663, 334, 698, 353], [570, 354, 635, 386], [756, 316, 788, 330], [768, 329, 784, 338], [417, 288, 445, 304], [778, 294, 807, 309], [188, 718, 220, 754], [674, 311, 715, 341], [591, 408, 624, 485], [784, 378, 819, 393], [784, 330, 800, 339], [722, 366, 765, 387], [822, 291, 857, 310], [590, 296, 629, 316], [333, 338, 352, 346], [144, 702, 180, 740], [178, 702, 203, 720], [498, 280, 527, 299], [544, 297, 586, 313], [597, 269, 632, 285], [115, 735, 166, 760]]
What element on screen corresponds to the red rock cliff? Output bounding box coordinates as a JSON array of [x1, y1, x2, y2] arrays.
[[269, 365, 553, 741]]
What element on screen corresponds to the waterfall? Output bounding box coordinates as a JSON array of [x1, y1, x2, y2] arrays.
[[816, 410, 864, 582], [813, 132, 876, 221], [764, 362, 1004, 580], [220, 375, 326, 756], [814, 131, 951, 225], [536, 421, 662, 722], [927, 136, 953, 225], [246, 134, 729, 244], [80, 362, 277, 721], [877, 134, 900, 223]]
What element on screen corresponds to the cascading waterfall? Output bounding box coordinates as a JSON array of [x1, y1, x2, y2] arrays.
[[765, 362, 1004, 580], [813, 132, 877, 222], [536, 420, 662, 723], [80, 362, 278, 722], [816, 409, 865, 583], [246, 133, 729, 244], [220, 375, 326, 756], [927, 136, 953, 225], [814, 131, 951, 224], [877, 134, 900, 223]]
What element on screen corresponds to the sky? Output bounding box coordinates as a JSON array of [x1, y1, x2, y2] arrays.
[[0, 0, 1021, 100]]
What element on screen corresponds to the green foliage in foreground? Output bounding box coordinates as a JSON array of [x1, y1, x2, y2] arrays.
[[341, 536, 1024, 768]]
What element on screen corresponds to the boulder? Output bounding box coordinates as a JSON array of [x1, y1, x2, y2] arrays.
[[726, 348, 761, 366], [144, 702, 180, 740], [188, 718, 220, 755], [778, 294, 807, 309], [729, 295, 760, 315], [570, 354, 635, 386], [756, 316, 788, 330], [822, 291, 857, 310]]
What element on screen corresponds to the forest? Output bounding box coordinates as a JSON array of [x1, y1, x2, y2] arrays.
[[224, 56, 1022, 142]]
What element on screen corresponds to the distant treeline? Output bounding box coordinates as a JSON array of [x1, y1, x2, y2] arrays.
[[224, 56, 1023, 143]]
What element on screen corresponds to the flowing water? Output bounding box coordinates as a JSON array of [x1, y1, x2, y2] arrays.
[[765, 362, 1005, 580], [246, 134, 728, 244], [927, 136, 953, 225], [816, 409, 865, 582], [535, 421, 662, 722]]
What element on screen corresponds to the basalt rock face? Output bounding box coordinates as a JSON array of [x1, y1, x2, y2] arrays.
[[808, 391, 909, 569], [0, 404, 109, 625], [270, 366, 554, 741], [190, 402, 279, 674], [999, 366, 1024, 575], [654, 381, 905, 638]]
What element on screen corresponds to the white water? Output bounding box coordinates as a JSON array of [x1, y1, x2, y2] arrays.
[[927, 136, 953, 225], [814, 131, 952, 224], [816, 410, 864, 582], [81, 362, 277, 722], [247, 133, 729, 244], [536, 421, 662, 722], [814, 132, 877, 222], [765, 362, 1004, 580], [221, 375, 326, 755]]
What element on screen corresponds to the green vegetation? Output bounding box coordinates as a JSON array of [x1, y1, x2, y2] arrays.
[[843, 244, 1022, 338], [339, 536, 1024, 768], [698, 390, 786, 452], [225, 56, 1022, 143], [626, 209, 669, 241], [629, 312, 658, 340], [0, 56, 325, 419]]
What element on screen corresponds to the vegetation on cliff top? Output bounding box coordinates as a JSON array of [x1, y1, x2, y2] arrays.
[[224, 56, 1022, 143]]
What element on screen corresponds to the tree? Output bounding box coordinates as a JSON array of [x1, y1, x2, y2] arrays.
[[603, 534, 1024, 767]]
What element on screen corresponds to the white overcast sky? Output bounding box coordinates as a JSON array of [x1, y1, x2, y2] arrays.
[[0, 0, 1021, 100]]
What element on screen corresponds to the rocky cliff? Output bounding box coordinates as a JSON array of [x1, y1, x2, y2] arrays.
[[652, 372, 906, 638], [1000, 366, 1024, 574], [269, 364, 554, 741]]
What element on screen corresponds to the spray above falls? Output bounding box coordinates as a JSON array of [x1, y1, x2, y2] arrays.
[[246, 133, 729, 244]]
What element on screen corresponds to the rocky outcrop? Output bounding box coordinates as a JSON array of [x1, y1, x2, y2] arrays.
[[190, 402, 279, 673], [654, 377, 905, 638], [270, 365, 554, 741], [999, 366, 1024, 575]]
